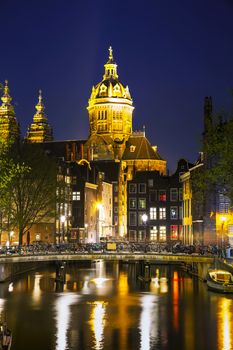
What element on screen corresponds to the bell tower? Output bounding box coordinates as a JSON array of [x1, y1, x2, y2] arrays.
[[0, 80, 19, 142], [26, 90, 53, 143]]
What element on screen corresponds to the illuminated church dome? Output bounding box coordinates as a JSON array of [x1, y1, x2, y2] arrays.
[[87, 47, 134, 144], [90, 47, 132, 101]]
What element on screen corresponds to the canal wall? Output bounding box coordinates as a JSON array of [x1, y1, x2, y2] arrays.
[[182, 262, 212, 281], [0, 261, 48, 282]]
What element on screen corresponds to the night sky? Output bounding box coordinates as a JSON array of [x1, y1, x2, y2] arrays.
[[1, 0, 233, 171]]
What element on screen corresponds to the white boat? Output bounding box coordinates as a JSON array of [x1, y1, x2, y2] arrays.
[[206, 269, 233, 293]]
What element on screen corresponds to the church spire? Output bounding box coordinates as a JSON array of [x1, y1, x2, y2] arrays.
[[103, 46, 118, 79], [0, 80, 19, 142], [35, 89, 44, 114], [108, 46, 113, 62], [25, 90, 53, 143], [1, 80, 12, 106]]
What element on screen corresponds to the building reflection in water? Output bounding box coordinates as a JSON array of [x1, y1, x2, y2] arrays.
[[217, 298, 233, 350], [32, 274, 42, 304], [139, 294, 157, 350], [89, 301, 107, 350], [54, 294, 79, 350]]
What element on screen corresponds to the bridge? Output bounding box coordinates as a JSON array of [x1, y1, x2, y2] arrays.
[[0, 252, 214, 282], [0, 252, 214, 264]]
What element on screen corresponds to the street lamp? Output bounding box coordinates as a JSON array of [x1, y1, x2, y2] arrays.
[[60, 215, 66, 243], [142, 213, 148, 243]]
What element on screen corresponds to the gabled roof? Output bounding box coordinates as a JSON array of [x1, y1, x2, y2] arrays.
[[122, 135, 164, 161]]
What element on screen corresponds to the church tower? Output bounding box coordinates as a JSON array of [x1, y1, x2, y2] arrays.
[[0, 80, 19, 142], [26, 90, 53, 143], [86, 47, 134, 160], [84, 47, 166, 238]]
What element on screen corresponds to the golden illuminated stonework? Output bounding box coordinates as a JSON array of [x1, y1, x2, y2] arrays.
[[85, 47, 166, 237], [26, 90, 53, 143], [0, 80, 19, 142], [86, 47, 134, 159]]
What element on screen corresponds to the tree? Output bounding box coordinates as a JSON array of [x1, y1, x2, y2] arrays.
[[191, 110, 233, 208], [0, 141, 61, 245]]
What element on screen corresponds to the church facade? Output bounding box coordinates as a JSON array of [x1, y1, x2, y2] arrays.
[[0, 48, 167, 243]]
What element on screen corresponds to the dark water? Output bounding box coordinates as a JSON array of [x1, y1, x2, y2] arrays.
[[1, 261, 233, 350]]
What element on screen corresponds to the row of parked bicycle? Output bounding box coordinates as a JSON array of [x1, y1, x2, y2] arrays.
[[0, 241, 230, 256]]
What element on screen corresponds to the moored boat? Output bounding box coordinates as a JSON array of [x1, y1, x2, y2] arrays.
[[206, 269, 233, 293]]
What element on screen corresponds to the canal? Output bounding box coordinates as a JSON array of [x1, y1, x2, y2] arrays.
[[0, 261, 233, 350]]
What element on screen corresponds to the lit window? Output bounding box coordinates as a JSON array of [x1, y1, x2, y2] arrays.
[[219, 193, 230, 213], [129, 184, 137, 194], [150, 226, 158, 241], [114, 207, 118, 213], [138, 230, 146, 241], [138, 183, 146, 193], [150, 207, 157, 220], [170, 225, 178, 240], [170, 207, 178, 219], [129, 198, 137, 209], [159, 207, 166, 220], [159, 226, 166, 241], [129, 212, 137, 226], [72, 191, 80, 201], [159, 190, 166, 201], [65, 176, 71, 184], [170, 188, 178, 201], [138, 198, 146, 209]]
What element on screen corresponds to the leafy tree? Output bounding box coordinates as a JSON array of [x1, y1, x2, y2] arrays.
[[192, 111, 233, 206], [0, 141, 61, 245]]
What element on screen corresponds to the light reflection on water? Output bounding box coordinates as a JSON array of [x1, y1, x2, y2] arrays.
[[217, 298, 233, 350], [139, 294, 158, 350], [0, 262, 232, 350], [89, 301, 107, 350], [54, 293, 79, 350]]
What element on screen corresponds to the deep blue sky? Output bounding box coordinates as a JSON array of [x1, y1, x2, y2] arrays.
[[1, 0, 233, 171]]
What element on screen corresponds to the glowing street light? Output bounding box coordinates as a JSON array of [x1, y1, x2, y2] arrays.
[[142, 213, 148, 243]]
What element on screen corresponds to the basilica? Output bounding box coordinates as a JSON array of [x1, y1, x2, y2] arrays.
[[0, 48, 188, 244]]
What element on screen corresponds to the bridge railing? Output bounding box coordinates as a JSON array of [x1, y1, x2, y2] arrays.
[[0, 242, 224, 258]]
